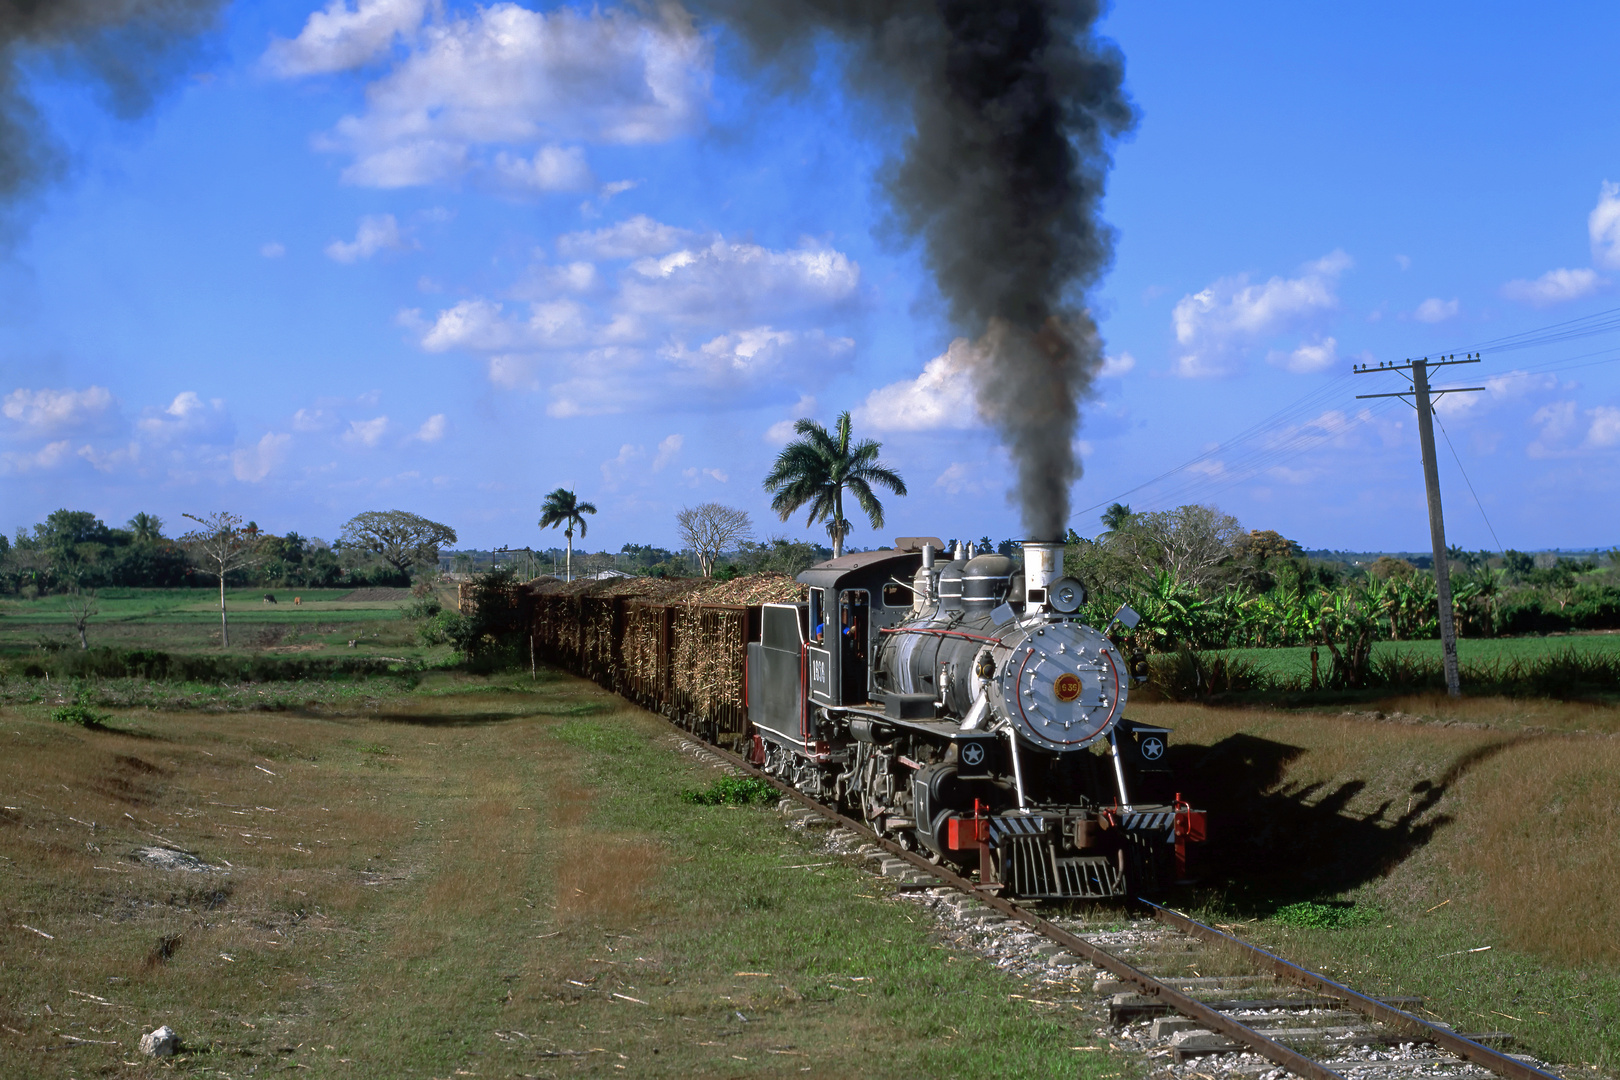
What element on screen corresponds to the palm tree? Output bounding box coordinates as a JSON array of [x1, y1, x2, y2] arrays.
[[539, 488, 597, 582], [1099, 502, 1133, 538], [763, 411, 907, 558], [127, 512, 164, 544]]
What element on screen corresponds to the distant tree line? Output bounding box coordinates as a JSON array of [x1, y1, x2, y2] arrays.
[[0, 508, 457, 596]]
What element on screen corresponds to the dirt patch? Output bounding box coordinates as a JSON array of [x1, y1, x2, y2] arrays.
[[341, 587, 412, 602], [554, 835, 663, 923]]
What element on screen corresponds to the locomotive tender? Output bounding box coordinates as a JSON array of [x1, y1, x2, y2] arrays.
[[747, 539, 1203, 899]]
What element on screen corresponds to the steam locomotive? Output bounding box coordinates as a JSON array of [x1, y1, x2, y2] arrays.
[[746, 539, 1204, 899]]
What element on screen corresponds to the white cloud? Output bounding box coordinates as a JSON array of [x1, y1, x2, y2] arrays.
[[1269, 336, 1338, 374], [857, 338, 979, 432], [558, 214, 697, 260], [0, 439, 73, 473], [412, 413, 446, 442], [137, 391, 232, 444], [232, 432, 291, 483], [621, 239, 859, 323], [490, 145, 593, 192], [1501, 267, 1603, 307], [487, 354, 540, 390], [1171, 251, 1350, 377], [2, 385, 112, 434], [1099, 351, 1135, 377], [1395, 254, 1411, 271], [265, 0, 426, 76], [344, 416, 390, 446], [653, 433, 682, 470], [325, 213, 410, 263], [681, 465, 728, 485], [764, 396, 817, 444], [420, 298, 589, 352], [1587, 406, 1620, 448], [1592, 180, 1620, 270], [260, 241, 286, 258], [294, 4, 710, 189], [292, 406, 337, 432], [1413, 297, 1459, 323]]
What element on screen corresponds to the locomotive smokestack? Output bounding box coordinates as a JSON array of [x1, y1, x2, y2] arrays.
[[698, 1, 1135, 540], [1022, 540, 1064, 610]]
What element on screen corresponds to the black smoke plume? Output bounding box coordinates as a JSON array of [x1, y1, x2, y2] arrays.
[[698, 0, 1134, 540], [0, 0, 222, 215]]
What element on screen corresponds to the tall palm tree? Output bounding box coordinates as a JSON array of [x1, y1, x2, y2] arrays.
[[127, 512, 164, 544], [539, 488, 597, 582], [763, 411, 906, 558]]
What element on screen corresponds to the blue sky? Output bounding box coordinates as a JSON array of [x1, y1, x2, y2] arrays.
[[3, 1, 1620, 556]]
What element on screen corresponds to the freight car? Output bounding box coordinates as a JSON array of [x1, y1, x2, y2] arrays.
[[526, 539, 1203, 901]]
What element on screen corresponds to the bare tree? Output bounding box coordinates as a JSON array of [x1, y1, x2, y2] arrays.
[[340, 510, 458, 580], [1110, 504, 1242, 586], [676, 503, 754, 578], [64, 585, 99, 650], [180, 512, 264, 649]]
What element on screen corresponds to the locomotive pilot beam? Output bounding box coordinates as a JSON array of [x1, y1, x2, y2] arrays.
[[745, 538, 1205, 900]]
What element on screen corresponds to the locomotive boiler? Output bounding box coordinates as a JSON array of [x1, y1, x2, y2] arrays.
[[746, 538, 1203, 899]]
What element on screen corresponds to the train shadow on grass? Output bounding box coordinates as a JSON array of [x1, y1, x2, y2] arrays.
[[1163, 732, 1524, 914], [369, 701, 614, 727]]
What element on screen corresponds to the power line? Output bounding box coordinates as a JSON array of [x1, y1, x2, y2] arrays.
[[1434, 412, 1504, 554]]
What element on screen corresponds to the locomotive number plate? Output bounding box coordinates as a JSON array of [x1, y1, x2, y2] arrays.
[[1053, 673, 1082, 702]]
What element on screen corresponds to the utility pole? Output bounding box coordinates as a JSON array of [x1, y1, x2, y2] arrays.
[[1355, 353, 1484, 697]]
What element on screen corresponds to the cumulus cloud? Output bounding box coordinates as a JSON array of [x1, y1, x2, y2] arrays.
[[764, 396, 817, 444], [558, 214, 697, 259], [1592, 181, 1620, 271], [3, 386, 113, 434], [260, 241, 286, 258], [856, 339, 979, 432], [1501, 267, 1604, 307], [232, 432, 292, 483], [1413, 298, 1459, 323], [0, 440, 75, 474], [412, 413, 446, 442], [1172, 251, 1350, 377], [420, 298, 590, 352], [265, 0, 427, 76], [137, 391, 233, 444], [620, 239, 858, 324], [487, 354, 540, 390], [1269, 337, 1338, 374], [344, 416, 390, 446], [653, 433, 682, 470], [283, 3, 710, 190], [490, 145, 593, 192], [1528, 399, 1620, 458], [1099, 351, 1135, 377], [325, 213, 411, 263]]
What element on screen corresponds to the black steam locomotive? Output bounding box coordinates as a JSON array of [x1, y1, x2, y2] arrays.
[[746, 539, 1203, 899]]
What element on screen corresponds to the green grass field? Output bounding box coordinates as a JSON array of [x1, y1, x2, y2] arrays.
[[1221, 633, 1620, 681], [0, 674, 1128, 1078], [0, 587, 442, 661]]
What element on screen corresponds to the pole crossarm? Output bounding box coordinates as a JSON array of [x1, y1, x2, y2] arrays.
[[1352, 352, 1482, 375], [1355, 387, 1485, 400]]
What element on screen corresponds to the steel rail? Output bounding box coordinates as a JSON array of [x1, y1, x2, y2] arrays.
[[1142, 901, 1563, 1080], [695, 737, 1350, 1080]]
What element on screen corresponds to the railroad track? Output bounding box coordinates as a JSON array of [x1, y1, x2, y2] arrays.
[[667, 732, 1567, 1080]]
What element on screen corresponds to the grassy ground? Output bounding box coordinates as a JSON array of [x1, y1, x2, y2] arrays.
[[1141, 698, 1620, 1068], [1222, 633, 1620, 681], [0, 674, 1126, 1078], [0, 588, 446, 662]]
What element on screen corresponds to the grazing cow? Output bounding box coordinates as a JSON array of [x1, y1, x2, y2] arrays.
[[263, 594, 277, 605], [293, 596, 302, 605]]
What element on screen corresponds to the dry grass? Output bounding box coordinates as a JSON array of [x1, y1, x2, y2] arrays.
[[1134, 697, 1620, 968]]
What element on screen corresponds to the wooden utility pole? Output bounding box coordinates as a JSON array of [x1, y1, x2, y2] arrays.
[[1355, 353, 1483, 697]]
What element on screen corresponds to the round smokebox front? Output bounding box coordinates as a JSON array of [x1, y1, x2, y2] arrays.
[[996, 622, 1125, 750]]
